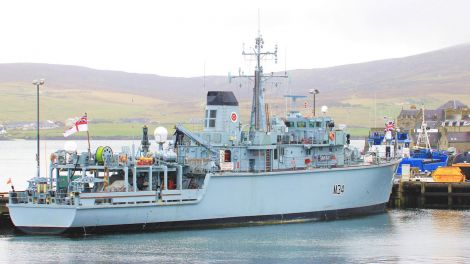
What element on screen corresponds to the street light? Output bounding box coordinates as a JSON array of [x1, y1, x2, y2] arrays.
[[32, 79, 45, 178], [309, 89, 320, 117]]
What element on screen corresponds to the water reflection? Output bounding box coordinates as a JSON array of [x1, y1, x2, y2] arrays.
[[1, 214, 392, 263], [0, 210, 469, 263]]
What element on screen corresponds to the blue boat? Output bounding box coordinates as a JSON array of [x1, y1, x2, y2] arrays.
[[395, 148, 449, 176], [395, 109, 449, 176]]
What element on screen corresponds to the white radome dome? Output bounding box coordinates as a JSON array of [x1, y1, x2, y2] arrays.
[[321, 105, 328, 114], [64, 141, 77, 152], [154, 126, 168, 143]]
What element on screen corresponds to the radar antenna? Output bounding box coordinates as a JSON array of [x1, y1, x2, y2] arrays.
[[230, 11, 288, 140]]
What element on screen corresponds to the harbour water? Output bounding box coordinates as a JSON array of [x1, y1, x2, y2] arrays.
[[1, 209, 470, 263], [1, 140, 470, 263]]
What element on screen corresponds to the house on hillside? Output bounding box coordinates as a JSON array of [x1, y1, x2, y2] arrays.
[[4, 120, 62, 131], [0, 125, 6, 135]]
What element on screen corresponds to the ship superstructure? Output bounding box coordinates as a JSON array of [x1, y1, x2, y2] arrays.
[[8, 31, 399, 235]]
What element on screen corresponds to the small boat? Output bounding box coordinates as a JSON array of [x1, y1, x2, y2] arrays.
[[396, 148, 449, 176], [366, 127, 411, 159], [394, 109, 450, 178]]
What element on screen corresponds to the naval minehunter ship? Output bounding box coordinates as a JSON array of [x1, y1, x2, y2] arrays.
[[8, 32, 400, 235]]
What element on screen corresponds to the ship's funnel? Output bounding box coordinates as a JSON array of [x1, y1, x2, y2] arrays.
[[203, 91, 241, 143]]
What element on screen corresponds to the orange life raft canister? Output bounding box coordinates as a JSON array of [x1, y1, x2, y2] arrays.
[[329, 132, 335, 141]]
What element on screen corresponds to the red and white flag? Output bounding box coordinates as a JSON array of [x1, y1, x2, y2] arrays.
[[63, 115, 88, 137], [384, 120, 395, 132]]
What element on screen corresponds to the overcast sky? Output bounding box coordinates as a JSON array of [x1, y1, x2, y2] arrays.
[[1, 0, 470, 77]]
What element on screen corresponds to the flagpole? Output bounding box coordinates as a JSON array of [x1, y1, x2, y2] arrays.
[[87, 130, 91, 161], [85, 113, 91, 161], [33, 79, 45, 179]]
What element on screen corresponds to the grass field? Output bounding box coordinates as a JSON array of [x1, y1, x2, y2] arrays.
[[0, 83, 173, 122], [1, 82, 469, 139]]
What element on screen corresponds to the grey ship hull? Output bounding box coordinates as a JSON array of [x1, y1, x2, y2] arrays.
[[9, 161, 397, 235], [17, 204, 386, 235]]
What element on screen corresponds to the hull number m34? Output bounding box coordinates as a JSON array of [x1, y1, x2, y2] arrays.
[[333, 184, 345, 195]]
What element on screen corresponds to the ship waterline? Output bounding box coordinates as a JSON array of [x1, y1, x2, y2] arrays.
[[9, 160, 397, 235]]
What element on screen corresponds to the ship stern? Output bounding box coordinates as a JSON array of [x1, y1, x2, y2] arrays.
[[8, 204, 77, 235]]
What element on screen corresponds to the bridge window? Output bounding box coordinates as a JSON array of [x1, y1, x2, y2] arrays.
[[210, 110, 217, 118], [285, 121, 293, 127], [297, 121, 306, 128], [209, 120, 216, 127], [205, 109, 217, 128], [309, 121, 315, 128]]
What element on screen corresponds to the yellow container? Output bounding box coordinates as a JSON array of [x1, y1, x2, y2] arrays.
[[432, 167, 465, 183]]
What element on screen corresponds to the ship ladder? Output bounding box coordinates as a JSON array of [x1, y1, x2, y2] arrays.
[[266, 150, 271, 172]]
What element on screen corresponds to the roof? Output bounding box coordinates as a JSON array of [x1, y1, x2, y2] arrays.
[[424, 109, 445, 121], [206, 91, 239, 106], [438, 100, 468, 110], [398, 109, 419, 118]]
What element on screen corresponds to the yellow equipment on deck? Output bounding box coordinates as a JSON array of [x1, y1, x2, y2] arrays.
[[432, 167, 465, 183]]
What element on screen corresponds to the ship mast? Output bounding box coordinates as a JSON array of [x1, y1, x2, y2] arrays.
[[416, 106, 431, 149], [231, 17, 287, 141]]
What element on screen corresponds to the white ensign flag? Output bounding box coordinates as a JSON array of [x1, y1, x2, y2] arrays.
[[63, 115, 88, 137]]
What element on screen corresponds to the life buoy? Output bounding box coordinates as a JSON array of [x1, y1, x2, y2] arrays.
[[329, 132, 335, 141]]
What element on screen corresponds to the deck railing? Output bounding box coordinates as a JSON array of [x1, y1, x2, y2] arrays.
[[8, 191, 75, 205]]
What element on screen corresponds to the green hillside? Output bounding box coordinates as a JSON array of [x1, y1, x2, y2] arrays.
[[2, 82, 468, 139], [1, 43, 470, 139]]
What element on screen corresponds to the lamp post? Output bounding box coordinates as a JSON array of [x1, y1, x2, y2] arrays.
[[32, 79, 45, 178], [309, 89, 319, 117]]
